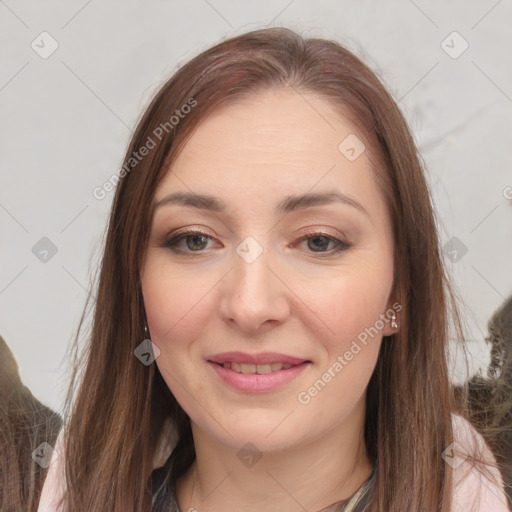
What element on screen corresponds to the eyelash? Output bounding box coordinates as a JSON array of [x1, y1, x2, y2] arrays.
[[162, 228, 351, 257]]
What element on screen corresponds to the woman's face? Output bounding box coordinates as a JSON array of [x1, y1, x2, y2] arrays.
[[141, 89, 396, 452]]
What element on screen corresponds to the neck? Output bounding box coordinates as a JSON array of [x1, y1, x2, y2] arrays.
[[175, 399, 373, 512]]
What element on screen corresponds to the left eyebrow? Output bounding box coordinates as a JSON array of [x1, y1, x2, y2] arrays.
[[154, 191, 369, 217], [276, 191, 369, 217]]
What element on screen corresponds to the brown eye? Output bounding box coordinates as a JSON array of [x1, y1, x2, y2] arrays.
[[163, 230, 217, 254], [306, 235, 335, 252], [297, 230, 351, 256]]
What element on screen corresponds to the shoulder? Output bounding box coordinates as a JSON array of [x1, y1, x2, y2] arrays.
[[450, 413, 509, 512]]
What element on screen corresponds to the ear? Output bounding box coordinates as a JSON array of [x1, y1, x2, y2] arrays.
[[382, 301, 401, 337]]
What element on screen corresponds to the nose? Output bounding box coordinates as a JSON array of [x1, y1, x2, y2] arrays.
[[219, 243, 291, 334]]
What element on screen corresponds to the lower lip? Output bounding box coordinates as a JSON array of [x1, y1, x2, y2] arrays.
[[207, 361, 310, 392]]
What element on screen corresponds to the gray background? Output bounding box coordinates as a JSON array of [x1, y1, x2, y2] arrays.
[[1, 0, 511, 414]]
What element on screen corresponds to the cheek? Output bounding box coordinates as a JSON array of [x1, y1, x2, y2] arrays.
[[141, 259, 215, 350], [300, 263, 392, 354], [296, 269, 388, 423], [141, 262, 219, 402]]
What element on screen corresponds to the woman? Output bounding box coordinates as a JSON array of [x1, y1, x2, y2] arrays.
[[37, 27, 509, 511]]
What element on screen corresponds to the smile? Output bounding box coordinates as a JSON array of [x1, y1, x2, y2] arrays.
[[215, 362, 295, 374], [208, 360, 311, 392]]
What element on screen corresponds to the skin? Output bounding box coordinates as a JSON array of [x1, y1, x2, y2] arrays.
[[141, 88, 398, 512]]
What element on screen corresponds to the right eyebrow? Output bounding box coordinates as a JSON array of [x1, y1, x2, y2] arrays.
[[155, 192, 226, 212]]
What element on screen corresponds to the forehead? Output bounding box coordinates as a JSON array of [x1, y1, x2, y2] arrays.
[[155, 89, 385, 219]]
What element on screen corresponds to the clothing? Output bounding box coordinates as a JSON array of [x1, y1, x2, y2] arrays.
[[37, 413, 510, 512]]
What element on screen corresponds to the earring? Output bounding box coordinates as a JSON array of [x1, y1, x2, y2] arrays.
[[391, 311, 398, 329], [144, 325, 149, 337]]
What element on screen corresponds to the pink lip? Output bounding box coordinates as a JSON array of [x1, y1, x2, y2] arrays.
[[207, 360, 311, 393], [207, 351, 308, 365]]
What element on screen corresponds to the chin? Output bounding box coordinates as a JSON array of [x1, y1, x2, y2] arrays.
[[197, 420, 298, 452]]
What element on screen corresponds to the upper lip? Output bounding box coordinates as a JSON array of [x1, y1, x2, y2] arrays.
[[207, 351, 309, 365]]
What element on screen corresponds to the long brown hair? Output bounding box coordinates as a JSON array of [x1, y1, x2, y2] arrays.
[[62, 27, 501, 511]]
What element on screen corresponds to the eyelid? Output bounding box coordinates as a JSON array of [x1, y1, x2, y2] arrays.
[[298, 227, 349, 243], [168, 226, 213, 239]]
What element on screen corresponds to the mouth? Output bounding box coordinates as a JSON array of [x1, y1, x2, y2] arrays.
[[207, 359, 311, 393], [209, 361, 307, 374], [206, 351, 311, 373]]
